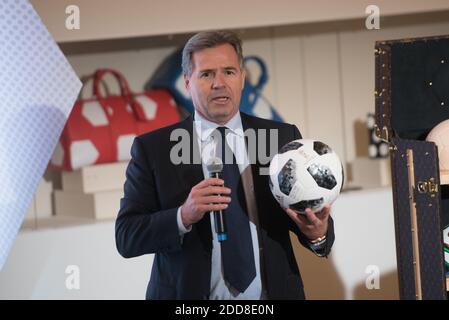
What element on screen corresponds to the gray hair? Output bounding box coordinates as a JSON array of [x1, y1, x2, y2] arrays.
[[181, 30, 243, 77]]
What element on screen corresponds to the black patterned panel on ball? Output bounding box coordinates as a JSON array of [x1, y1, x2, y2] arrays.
[[313, 141, 332, 155], [290, 198, 324, 212], [279, 141, 303, 154], [307, 163, 337, 190], [278, 159, 296, 196]]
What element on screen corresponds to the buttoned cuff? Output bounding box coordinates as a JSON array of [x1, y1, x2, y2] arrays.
[[177, 206, 192, 236]]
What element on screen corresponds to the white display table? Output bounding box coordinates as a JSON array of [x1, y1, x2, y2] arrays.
[[0, 187, 398, 299]]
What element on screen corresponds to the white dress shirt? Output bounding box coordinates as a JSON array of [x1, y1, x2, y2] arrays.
[[176, 110, 264, 300]]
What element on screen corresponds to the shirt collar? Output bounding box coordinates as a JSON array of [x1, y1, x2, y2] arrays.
[[194, 110, 244, 142]]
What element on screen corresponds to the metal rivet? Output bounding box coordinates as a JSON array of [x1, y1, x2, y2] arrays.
[[382, 88, 386, 92], [429, 82, 433, 86], [382, 101, 386, 105], [442, 59, 445, 64], [382, 63, 386, 68], [429, 203, 433, 207], [382, 114, 386, 118], [382, 76, 386, 80], [425, 152, 429, 155], [442, 102, 445, 106]]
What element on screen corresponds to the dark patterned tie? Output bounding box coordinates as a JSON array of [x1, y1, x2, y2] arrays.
[[214, 126, 256, 293]]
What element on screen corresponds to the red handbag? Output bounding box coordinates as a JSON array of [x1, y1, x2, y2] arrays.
[[50, 69, 180, 171]]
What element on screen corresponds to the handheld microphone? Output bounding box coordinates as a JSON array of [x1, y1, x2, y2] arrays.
[[206, 157, 227, 241]]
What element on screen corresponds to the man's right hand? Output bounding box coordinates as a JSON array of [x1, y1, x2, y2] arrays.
[[180, 178, 231, 228]]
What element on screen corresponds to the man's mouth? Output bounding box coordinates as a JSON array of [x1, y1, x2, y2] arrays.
[[211, 96, 230, 104]]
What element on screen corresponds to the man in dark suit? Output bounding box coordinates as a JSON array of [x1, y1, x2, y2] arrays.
[[116, 30, 335, 300]]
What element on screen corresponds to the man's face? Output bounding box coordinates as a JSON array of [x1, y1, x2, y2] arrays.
[[185, 44, 245, 125]]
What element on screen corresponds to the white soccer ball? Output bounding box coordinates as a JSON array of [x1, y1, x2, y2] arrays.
[[269, 139, 344, 214]]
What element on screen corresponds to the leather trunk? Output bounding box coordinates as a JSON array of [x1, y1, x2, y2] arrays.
[[375, 35, 449, 300]]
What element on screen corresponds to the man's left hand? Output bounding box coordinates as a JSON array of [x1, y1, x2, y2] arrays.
[[285, 205, 331, 241]]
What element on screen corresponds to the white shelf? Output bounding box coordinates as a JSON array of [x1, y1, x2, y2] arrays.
[[20, 215, 111, 231], [2, 219, 151, 299]]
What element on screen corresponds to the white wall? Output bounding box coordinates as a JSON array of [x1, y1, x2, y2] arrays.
[[293, 187, 398, 299]]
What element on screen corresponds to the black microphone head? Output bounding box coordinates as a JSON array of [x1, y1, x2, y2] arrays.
[[206, 157, 223, 174]]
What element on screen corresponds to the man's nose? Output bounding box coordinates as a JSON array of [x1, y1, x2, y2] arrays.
[[212, 73, 225, 89]]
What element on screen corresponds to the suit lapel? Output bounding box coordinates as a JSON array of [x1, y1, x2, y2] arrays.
[[241, 112, 263, 193], [175, 116, 212, 252]]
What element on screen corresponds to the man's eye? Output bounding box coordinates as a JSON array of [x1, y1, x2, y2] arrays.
[[201, 72, 210, 78], [226, 70, 235, 75]]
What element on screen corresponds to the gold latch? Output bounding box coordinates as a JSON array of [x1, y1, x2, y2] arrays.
[[374, 124, 397, 151], [417, 178, 438, 197], [374, 124, 387, 142]]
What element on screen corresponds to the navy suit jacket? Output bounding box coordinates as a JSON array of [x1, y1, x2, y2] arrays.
[[115, 112, 335, 299]]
